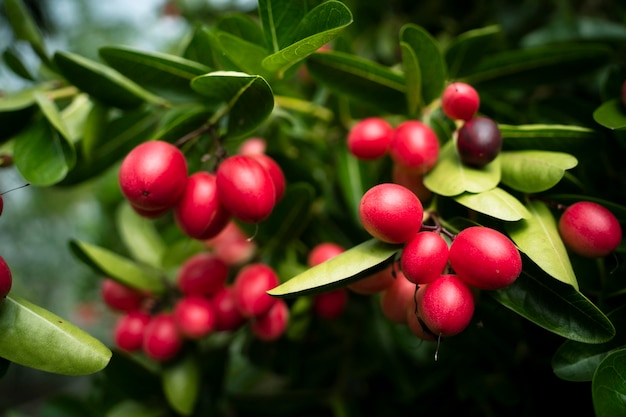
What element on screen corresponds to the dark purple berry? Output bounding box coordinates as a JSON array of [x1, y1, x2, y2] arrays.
[[456, 117, 502, 168]]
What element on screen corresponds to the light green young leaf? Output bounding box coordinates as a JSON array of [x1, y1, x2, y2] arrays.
[[506, 200, 578, 289], [454, 187, 531, 221], [400, 42, 421, 117], [61, 93, 93, 143], [500, 150, 578, 193], [423, 140, 501, 196], [0, 295, 111, 375], [593, 99, 626, 131], [116, 202, 166, 269], [268, 239, 401, 298], [34, 92, 72, 142], [162, 352, 201, 416]]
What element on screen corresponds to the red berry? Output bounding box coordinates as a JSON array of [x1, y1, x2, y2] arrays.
[[211, 285, 246, 331], [442, 82, 480, 121], [173, 295, 216, 339], [177, 252, 229, 297], [380, 271, 416, 324], [313, 288, 348, 319], [347, 117, 394, 160], [456, 117, 502, 167], [250, 299, 289, 341], [216, 155, 276, 223], [100, 278, 146, 312], [0, 256, 12, 299], [233, 263, 280, 318], [558, 201, 622, 258], [348, 264, 396, 295], [307, 242, 345, 267], [142, 312, 183, 362], [417, 274, 475, 337], [238, 137, 266, 155], [174, 171, 231, 240], [118, 140, 188, 213], [448, 226, 522, 290], [359, 183, 423, 244], [205, 220, 257, 266], [401, 232, 449, 285], [388, 121, 440, 174], [114, 311, 151, 352], [248, 153, 286, 201]]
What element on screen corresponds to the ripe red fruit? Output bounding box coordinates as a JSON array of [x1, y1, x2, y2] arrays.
[[118, 140, 188, 213], [558, 201, 622, 258], [177, 252, 229, 297], [100, 278, 146, 312], [142, 312, 183, 362], [442, 82, 480, 121], [313, 288, 348, 319], [216, 155, 276, 223], [250, 299, 289, 341], [347, 117, 394, 160], [0, 256, 12, 299], [448, 226, 522, 290], [359, 183, 423, 244], [173, 295, 216, 339], [401, 232, 449, 285], [114, 311, 151, 352], [248, 153, 286, 201], [348, 264, 396, 295], [211, 285, 246, 331], [238, 137, 266, 155], [233, 263, 280, 318], [417, 274, 475, 337], [456, 117, 502, 167], [307, 242, 345, 267], [388, 121, 440, 174], [174, 171, 231, 240], [380, 271, 416, 324]]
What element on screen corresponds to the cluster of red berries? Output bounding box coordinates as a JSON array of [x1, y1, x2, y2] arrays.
[[118, 138, 285, 240]]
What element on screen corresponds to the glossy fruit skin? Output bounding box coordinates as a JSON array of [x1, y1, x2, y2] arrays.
[[119, 140, 188, 212], [313, 288, 348, 319], [216, 155, 276, 223], [388, 121, 440, 174], [250, 299, 289, 341], [307, 242, 345, 267], [558, 201, 622, 258], [233, 263, 280, 318], [347, 117, 394, 160], [359, 183, 424, 244], [174, 171, 231, 240], [100, 278, 146, 312], [177, 253, 229, 297], [248, 153, 286, 201], [211, 285, 246, 331], [448, 226, 522, 290], [380, 271, 416, 324], [456, 117, 502, 167], [173, 295, 216, 339], [0, 256, 11, 299], [114, 311, 151, 352], [417, 274, 475, 337], [401, 232, 449, 285], [238, 137, 266, 155], [348, 265, 396, 295], [142, 313, 183, 362], [442, 82, 480, 121]]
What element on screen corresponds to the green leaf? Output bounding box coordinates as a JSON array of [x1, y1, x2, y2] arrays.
[[306, 51, 407, 114], [499, 150, 578, 193], [4, 0, 50, 65], [506, 200, 578, 288], [489, 267, 614, 343], [190, 71, 274, 138], [262, 1, 353, 76], [182, 26, 218, 68], [34, 92, 72, 142], [445, 25, 502, 79], [162, 352, 201, 416], [258, 0, 308, 52], [400, 42, 421, 117], [500, 123, 596, 152], [54, 51, 167, 109], [399, 24, 446, 106], [61, 93, 93, 143], [116, 202, 166, 269], [268, 239, 401, 298], [593, 99, 626, 130], [553, 305, 626, 382], [69, 240, 166, 294], [2, 48, 36, 80], [423, 140, 501, 197], [213, 30, 271, 78], [592, 348, 626, 417], [0, 295, 111, 375], [216, 13, 265, 45], [454, 187, 531, 221], [99, 46, 211, 100]]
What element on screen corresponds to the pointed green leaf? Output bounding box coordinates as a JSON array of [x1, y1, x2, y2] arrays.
[[183, 26, 218, 69], [424, 140, 501, 196], [268, 239, 401, 298], [500, 150, 578, 193], [216, 13, 265, 46], [306, 51, 407, 114], [54, 51, 167, 109], [262, 1, 353, 76], [191, 71, 274, 138], [258, 0, 308, 52], [69, 240, 166, 294], [489, 267, 614, 343], [4, 0, 50, 64], [61, 93, 93, 143], [445, 25, 502, 79], [34, 92, 73, 142], [0, 295, 111, 375], [399, 24, 446, 106], [162, 352, 201, 416], [592, 348, 626, 417], [500, 123, 596, 152], [213, 30, 271, 78], [400, 42, 421, 117], [506, 200, 578, 288], [454, 187, 531, 221], [593, 98, 626, 130], [2, 48, 36, 80], [116, 202, 166, 269]]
